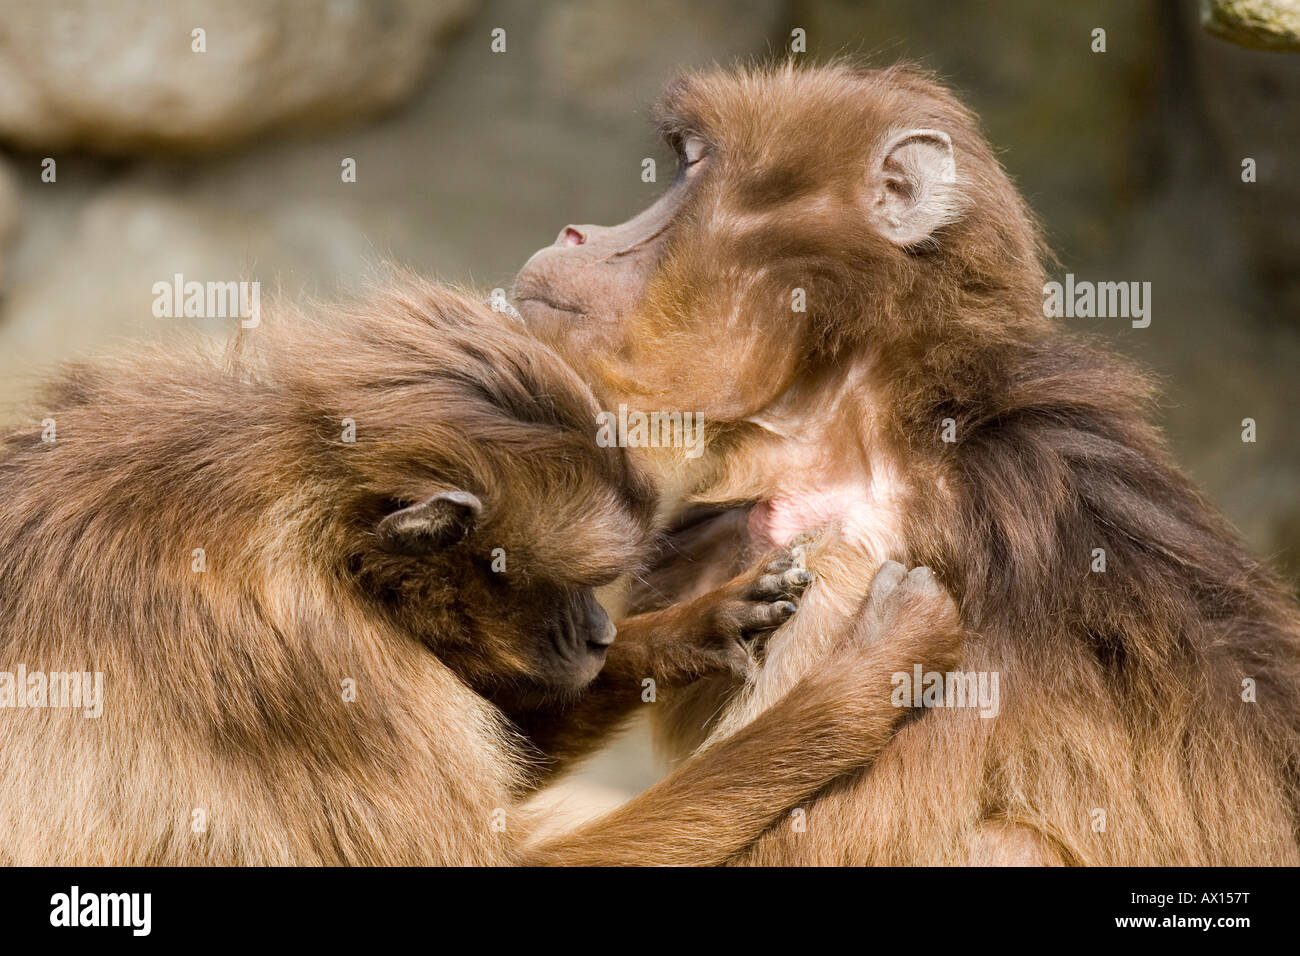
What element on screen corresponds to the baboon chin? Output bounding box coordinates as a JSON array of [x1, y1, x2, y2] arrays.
[[0, 270, 962, 865], [514, 61, 1300, 865]]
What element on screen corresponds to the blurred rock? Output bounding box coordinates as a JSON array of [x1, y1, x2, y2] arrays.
[[0, 0, 476, 154], [1202, 0, 1300, 50]]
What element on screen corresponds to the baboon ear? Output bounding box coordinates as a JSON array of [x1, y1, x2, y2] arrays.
[[376, 490, 482, 555], [870, 128, 960, 246]]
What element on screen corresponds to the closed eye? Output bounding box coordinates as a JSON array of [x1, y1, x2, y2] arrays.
[[682, 134, 708, 168], [571, 568, 627, 591]]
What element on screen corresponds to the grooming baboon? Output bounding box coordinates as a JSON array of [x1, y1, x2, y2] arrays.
[[0, 275, 963, 865], [514, 62, 1300, 865]]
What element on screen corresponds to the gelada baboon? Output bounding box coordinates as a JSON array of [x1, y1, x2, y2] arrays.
[[514, 62, 1300, 865], [0, 273, 963, 865]]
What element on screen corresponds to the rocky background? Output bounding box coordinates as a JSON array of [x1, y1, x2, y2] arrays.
[[0, 0, 1296, 810]]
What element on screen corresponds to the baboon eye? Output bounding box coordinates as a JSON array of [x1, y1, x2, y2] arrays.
[[682, 135, 708, 169]]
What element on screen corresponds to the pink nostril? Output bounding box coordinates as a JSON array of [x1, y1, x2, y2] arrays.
[[560, 226, 586, 247]]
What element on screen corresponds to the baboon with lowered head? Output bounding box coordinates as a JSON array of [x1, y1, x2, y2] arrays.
[[515, 62, 1300, 865], [0, 274, 964, 865]]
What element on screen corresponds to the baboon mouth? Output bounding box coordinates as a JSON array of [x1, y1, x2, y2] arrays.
[[516, 295, 586, 319]]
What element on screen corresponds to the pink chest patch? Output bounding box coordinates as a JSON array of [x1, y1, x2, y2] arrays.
[[747, 487, 876, 549]]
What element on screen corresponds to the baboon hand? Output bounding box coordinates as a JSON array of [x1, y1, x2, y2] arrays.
[[683, 547, 812, 677], [722, 547, 812, 637], [836, 560, 964, 676]]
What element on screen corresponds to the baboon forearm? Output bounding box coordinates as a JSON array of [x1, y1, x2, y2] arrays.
[[609, 602, 738, 684], [522, 643, 908, 866]]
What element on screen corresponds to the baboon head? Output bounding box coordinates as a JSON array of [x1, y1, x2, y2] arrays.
[[513, 62, 1047, 439], [288, 283, 657, 701]]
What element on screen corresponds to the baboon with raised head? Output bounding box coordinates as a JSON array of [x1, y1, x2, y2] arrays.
[[0, 273, 964, 865], [514, 62, 1300, 865]]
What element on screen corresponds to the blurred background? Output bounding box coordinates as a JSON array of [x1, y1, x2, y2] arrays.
[[0, 0, 1296, 813]]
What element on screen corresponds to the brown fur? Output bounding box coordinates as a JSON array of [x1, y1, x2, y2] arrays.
[[0, 270, 961, 864], [515, 62, 1300, 865]]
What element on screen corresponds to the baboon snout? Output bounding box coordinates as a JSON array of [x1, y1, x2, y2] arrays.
[[581, 594, 616, 648]]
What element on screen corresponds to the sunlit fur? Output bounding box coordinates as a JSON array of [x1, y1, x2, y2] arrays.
[[589, 62, 1300, 865]]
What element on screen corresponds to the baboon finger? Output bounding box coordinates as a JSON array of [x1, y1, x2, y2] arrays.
[[842, 561, 912, 647], [862, 560, 907, 613], [901, 565, 939, 594], [762, 553, 795, 575], [738, 599, 798, 637], [748, 567, 813, 600]]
